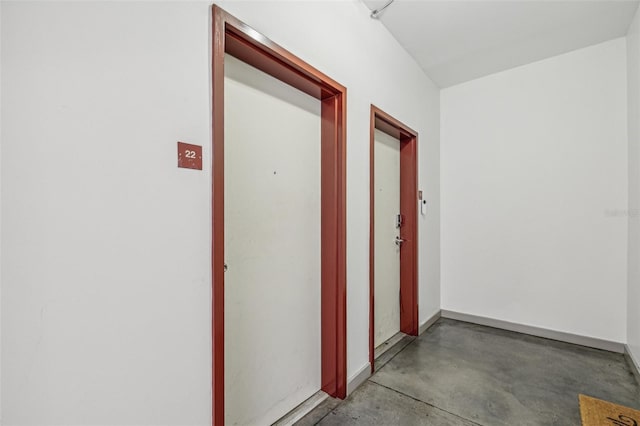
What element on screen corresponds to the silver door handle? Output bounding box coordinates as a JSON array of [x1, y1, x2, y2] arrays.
[[395, 236, 405, 246]]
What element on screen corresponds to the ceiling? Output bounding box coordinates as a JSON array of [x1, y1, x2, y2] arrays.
[[363, 0, 640, 87]]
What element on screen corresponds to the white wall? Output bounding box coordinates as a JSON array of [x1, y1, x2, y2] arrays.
[[441, 38, 628, 343], [627, 5, 640, 368], [0, 1, 440, 424], [215, 4, 442, 376], [1, 2, 212, 425]]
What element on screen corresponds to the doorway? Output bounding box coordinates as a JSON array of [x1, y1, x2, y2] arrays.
[[212, 6, 347, 426], [369, 105, 419, 372], [373, 128, 402, 349], [224, 54, 322, 425]]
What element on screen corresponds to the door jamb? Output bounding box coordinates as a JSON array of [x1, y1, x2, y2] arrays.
[[212, 6, 348, 425], [369, 105, 419, 372]]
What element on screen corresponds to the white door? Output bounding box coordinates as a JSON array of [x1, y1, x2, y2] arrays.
[[224, 54, 322, 426], [374, 129, 401, 348]]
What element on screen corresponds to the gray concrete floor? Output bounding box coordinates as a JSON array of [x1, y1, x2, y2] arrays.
[[296, 318, 640, 425]]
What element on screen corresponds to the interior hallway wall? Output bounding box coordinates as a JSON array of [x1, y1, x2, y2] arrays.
[[441, 38, 628, 343], [627, 5, 640, 370], [0, 1, 440, 424], [1, 2, 212, 425], [216, 1, 441, 380]]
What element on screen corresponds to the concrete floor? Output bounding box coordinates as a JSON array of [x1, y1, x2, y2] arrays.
[[297, 318, 640, 425]]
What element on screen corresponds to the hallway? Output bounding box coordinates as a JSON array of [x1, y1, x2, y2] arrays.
[[3, 2, 640, 424], [298, 319, 640, 425]]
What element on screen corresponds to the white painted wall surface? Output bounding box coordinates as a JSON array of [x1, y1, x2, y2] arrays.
[[627, 6, 640, 367], [224, 54, 321, 426], [373, 129, 401, 348], [2, 2, 211, 425], [1, 1, 440, 424], [441, 38, 628, 343]]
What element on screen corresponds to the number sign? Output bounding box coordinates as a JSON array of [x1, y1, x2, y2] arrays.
[[177, 141, 202, 170]]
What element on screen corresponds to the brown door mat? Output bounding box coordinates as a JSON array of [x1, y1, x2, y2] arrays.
[[579, 394, 640, 426]]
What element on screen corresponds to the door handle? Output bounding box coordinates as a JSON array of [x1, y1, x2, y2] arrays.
[[395, 236, 405, 246]]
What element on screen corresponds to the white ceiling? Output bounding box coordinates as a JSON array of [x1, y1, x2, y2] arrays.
[[363, 0, 640, 87]]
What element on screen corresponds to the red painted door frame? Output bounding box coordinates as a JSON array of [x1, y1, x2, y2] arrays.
[[369, 105, 419, 372], [212, 6, 347, 425]]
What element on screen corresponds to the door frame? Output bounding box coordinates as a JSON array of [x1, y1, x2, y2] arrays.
[[369, 105, 419, 372], [212, 6, 347, 426]]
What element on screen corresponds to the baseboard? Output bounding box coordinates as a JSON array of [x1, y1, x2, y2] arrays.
[[625, 345, 640, 385], [347, 362, 371, 396], [272, 390, 328, 426], [419, 309, 442, 335], [440, 310, 625, 353], [374, 331, 406, 359]]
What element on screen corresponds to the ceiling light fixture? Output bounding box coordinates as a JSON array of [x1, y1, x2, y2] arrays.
[[370, 0, 395, 19]]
